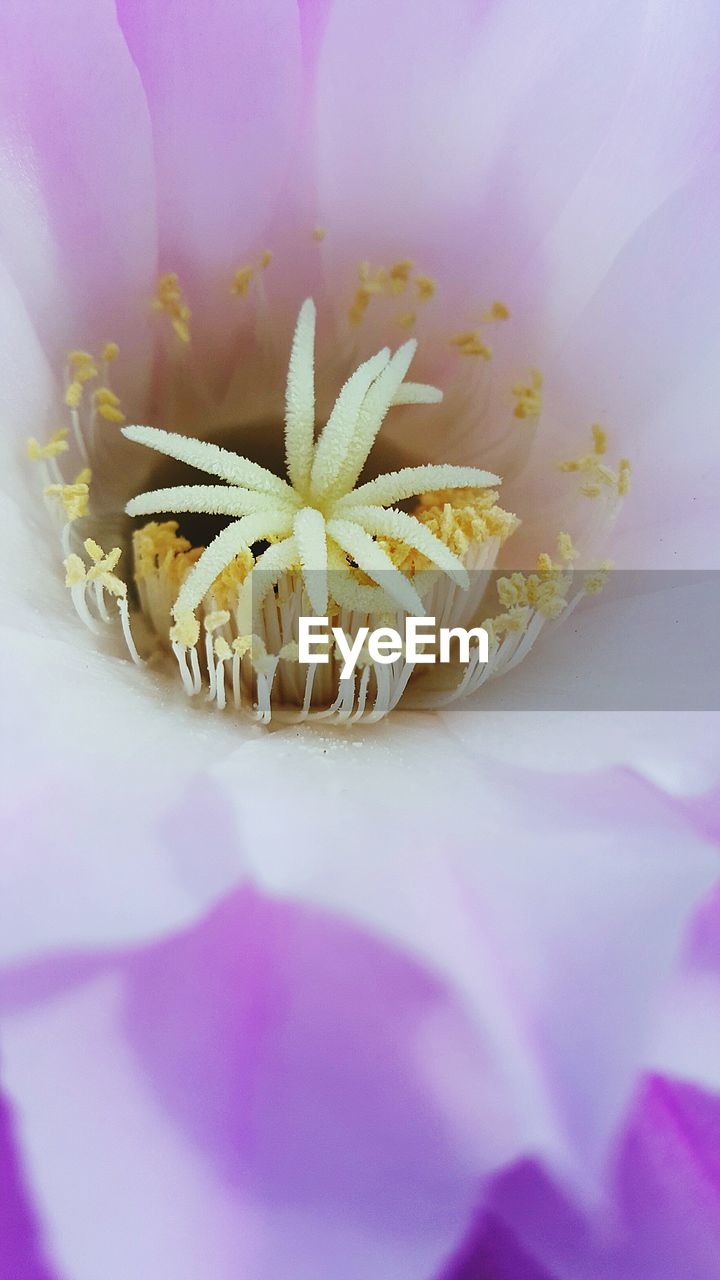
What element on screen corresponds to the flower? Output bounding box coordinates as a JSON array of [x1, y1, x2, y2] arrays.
[[0, 0, 719, 1276], [442, 1076, 720, 1280], [0, 820, 718, 1280], [122, 299, 497, 630]]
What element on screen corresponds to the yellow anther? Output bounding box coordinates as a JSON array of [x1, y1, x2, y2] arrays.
[[279, 641, 300, 662], [358, 261, 388, 290], [103, 548, 123, 573], [260, 250, 272, 270], [592, 423, 607, 455], [204, 610, 230, 633], [232, 635, 253, 659], [153, 273, 191, 343], [512, 369, 543, 419], [497, 565, 569, 620], [388, 260, 414, 294], [312, 226, 327, 242], [536, 552, 554, 574], [94, 386, 125, 423], [170, 612, 201, 648], [560, 427, 630, 501], [415, 274, 437, 301], [83, 539, 122, 585], [449, 331, 492, 358], [214, 636, 232, 661], [389, 490, 519, 574], [231, 265, 254, 297], [585, 561, 612, 595], [75, 467, 92, 485], [558, 531, 577, 563], [45, 480, 90, 521], [489, 301, 510, 321], [397, 310, 416, 329], [74, 362, 98, 385], [66, 539, 126, 607], [64, 553, 86, 587], [350, 260, 388, 320], [84, 538, 104, 563], [102, 342, 119, 362], [64, 381, 84, 409], [348, 287, 373, 327], [98, 404, 126, 423], [94, 388, 119, 407], [460, 339, 493, 359], [68, 350, 94, 367], [493, 605, 531, 635], [27, 428, 70, 461]]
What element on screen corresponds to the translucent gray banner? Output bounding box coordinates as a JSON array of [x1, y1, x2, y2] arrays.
[[246, 569, 720, 711]]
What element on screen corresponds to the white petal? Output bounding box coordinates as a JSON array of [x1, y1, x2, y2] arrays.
[[236, 536, 299, 632], [284, 299, 317, 494], [330, 342, 418, 498], [207, 715, 717, 1190], [309, 347, 390, 500], [326, 518, 424, 615], [122, 426, 295, 499], [343, 505, 469, 586], [126, 485, 292, 519], [339, 465, 500, 510], [174, 512, 293, 619], [293, 507, 328, 615]]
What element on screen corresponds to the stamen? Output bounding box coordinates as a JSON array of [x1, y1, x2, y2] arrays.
[[32, 279, 630, 725], [44, 477, 90, 521], [231, 266, 254, 297], [284, 298, 317, 493], [92, 387, 124, 423], [559, 426, 631, 499], [450, 332, 493, 359], [415, 274, 437, 301], [481, 301, 510, 322], [388, 260, 414, 294], [27, 429, 69, 462], [512, 368, 543, 419], [64, 382, 84, 409], [152, 273, 191, 343]]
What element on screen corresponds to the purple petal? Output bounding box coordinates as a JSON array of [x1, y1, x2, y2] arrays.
[[0, 1083, 56, 1279], [448, 1075, 720, 1280], [116, 0, 302, 281], [0, 888, 488, 1279], [0, 0, 158, 364]]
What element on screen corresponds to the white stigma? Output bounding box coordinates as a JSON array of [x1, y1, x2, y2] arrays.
[[123, 298, 500, 628]]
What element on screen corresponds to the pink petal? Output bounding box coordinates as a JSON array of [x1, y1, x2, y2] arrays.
[[0, 1088, 54, 1280], [0, 889, 487, 1279], [312, 0, 656, 309], [207, 717, 717, 1187], [116, 0, 302, 283], [451, 1076, 720, 1279], [0, 0, 158, 365], [541, 166, 720, 568]]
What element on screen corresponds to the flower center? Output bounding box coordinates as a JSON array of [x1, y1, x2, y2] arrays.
[[27, 253, 629, 725]]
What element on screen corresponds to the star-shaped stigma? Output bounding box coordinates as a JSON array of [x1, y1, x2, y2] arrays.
[[123, 299, 500, 630]]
